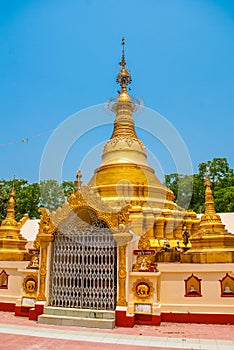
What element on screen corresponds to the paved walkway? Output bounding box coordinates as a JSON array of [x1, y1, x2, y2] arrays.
[[0, 311, 234, 349]]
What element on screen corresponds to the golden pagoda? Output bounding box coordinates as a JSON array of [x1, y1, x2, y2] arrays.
[[182, 171, 234, 263], [0, 184, 28, 261], [89, 38, 172, 210], [89, 38, 198, 248], [8, 38, 234, 327]]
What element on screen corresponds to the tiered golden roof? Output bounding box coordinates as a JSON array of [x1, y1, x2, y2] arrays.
[[0, 183, 28, 261]]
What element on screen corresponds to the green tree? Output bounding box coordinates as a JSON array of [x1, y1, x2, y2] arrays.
[[0, 178, 75, 223], [0, 180, 12, 221], [214, 186, 234, 212], [198, 158, 233, 184], [62, 181, 75, 198], [15, 183, 41, 220], [165, 157, 234, 213], [0, 179, 41, 221], [164, 173, 179, 199], [198, 158, 234, 212], [40, 180, 74, 212], [165, 174, 193, 209]]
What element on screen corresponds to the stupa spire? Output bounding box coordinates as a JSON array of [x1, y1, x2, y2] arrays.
[[199, 168, 225, 233], [120, 37, 126, 68], [1, 178, 17, 228], [204, 169, 216, 216], [116, 37, 132, 103], [98, 37, 147, 167], [0, 178, 28, 260]]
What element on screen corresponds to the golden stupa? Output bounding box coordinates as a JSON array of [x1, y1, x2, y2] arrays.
[[182, 172, 234, 263], [89, 38, 173, 211], [0, 184, 28, 261], [89, 38, 199, 248]]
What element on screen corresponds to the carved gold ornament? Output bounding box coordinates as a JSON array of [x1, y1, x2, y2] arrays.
[[117, 244, 127, 306], [27, 255, 39, 269], [138, 232, 151, 250], [133, 254, 153, 272], [132, 278, 154, 299], [23, 275, 38, 296]]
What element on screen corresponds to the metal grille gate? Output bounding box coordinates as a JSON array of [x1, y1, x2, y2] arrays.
[[49, 213, 117, 310]]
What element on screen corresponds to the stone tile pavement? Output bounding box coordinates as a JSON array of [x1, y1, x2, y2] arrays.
[[0, 311, 234, 349]]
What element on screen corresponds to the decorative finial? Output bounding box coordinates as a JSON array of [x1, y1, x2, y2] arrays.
[[203, 166, 217, 216], [10, 175, 16, 198], [116, 37, 132, 96], [120, 37, 126, 67], [76, 169, 82, 180], [0, 176, 17, 227], [75, 169, 82, 191], [204, 167, 211, 188]]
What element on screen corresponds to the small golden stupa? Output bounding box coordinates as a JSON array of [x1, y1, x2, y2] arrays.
[[182, 171, 234, 263], [0, 183, 28, 261]]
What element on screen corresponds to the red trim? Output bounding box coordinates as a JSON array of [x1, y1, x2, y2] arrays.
[[115, 310, 135, 327], [1, 300, 234, 326], [29, 303, 44, 321], [162, 312, 234, 325], [135, 313, 161, 325], [0, 301, 44, 321], [0, 302, 15, 312], [115, 310, 161, 327], [15, 305, 32, 317], [184, 293, 202, 297]]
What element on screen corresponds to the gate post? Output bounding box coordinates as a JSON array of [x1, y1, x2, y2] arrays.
[[35, 208, 56, 302], [114, 232, 133, 306], [37, 236, 53, 301], [117, 244, 127, 306]]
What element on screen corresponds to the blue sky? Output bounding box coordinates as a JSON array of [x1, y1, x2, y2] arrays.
[[1, 0, 234, 183]]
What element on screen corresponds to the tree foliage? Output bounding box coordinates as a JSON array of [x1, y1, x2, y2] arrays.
[[164, 173, 193, 210], [0, 179, 74, 223], [0, 179, 40, 221], [40, 180, 74, 212], [0, 157, 233, 222], [165, 157, 234, 213], [40, 180, 66, 212]]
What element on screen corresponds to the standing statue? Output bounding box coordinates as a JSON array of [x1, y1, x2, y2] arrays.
[[139, 258, 149, 271], [182, 225, 190, 247]]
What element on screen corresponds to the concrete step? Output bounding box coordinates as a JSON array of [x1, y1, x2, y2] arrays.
[[38, 313, 115, 329], [43, 306, 115, 319]]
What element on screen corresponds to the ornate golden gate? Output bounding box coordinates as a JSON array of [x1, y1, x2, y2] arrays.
[[49, 211, 117, 310], [35, 185, 131, 309]]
